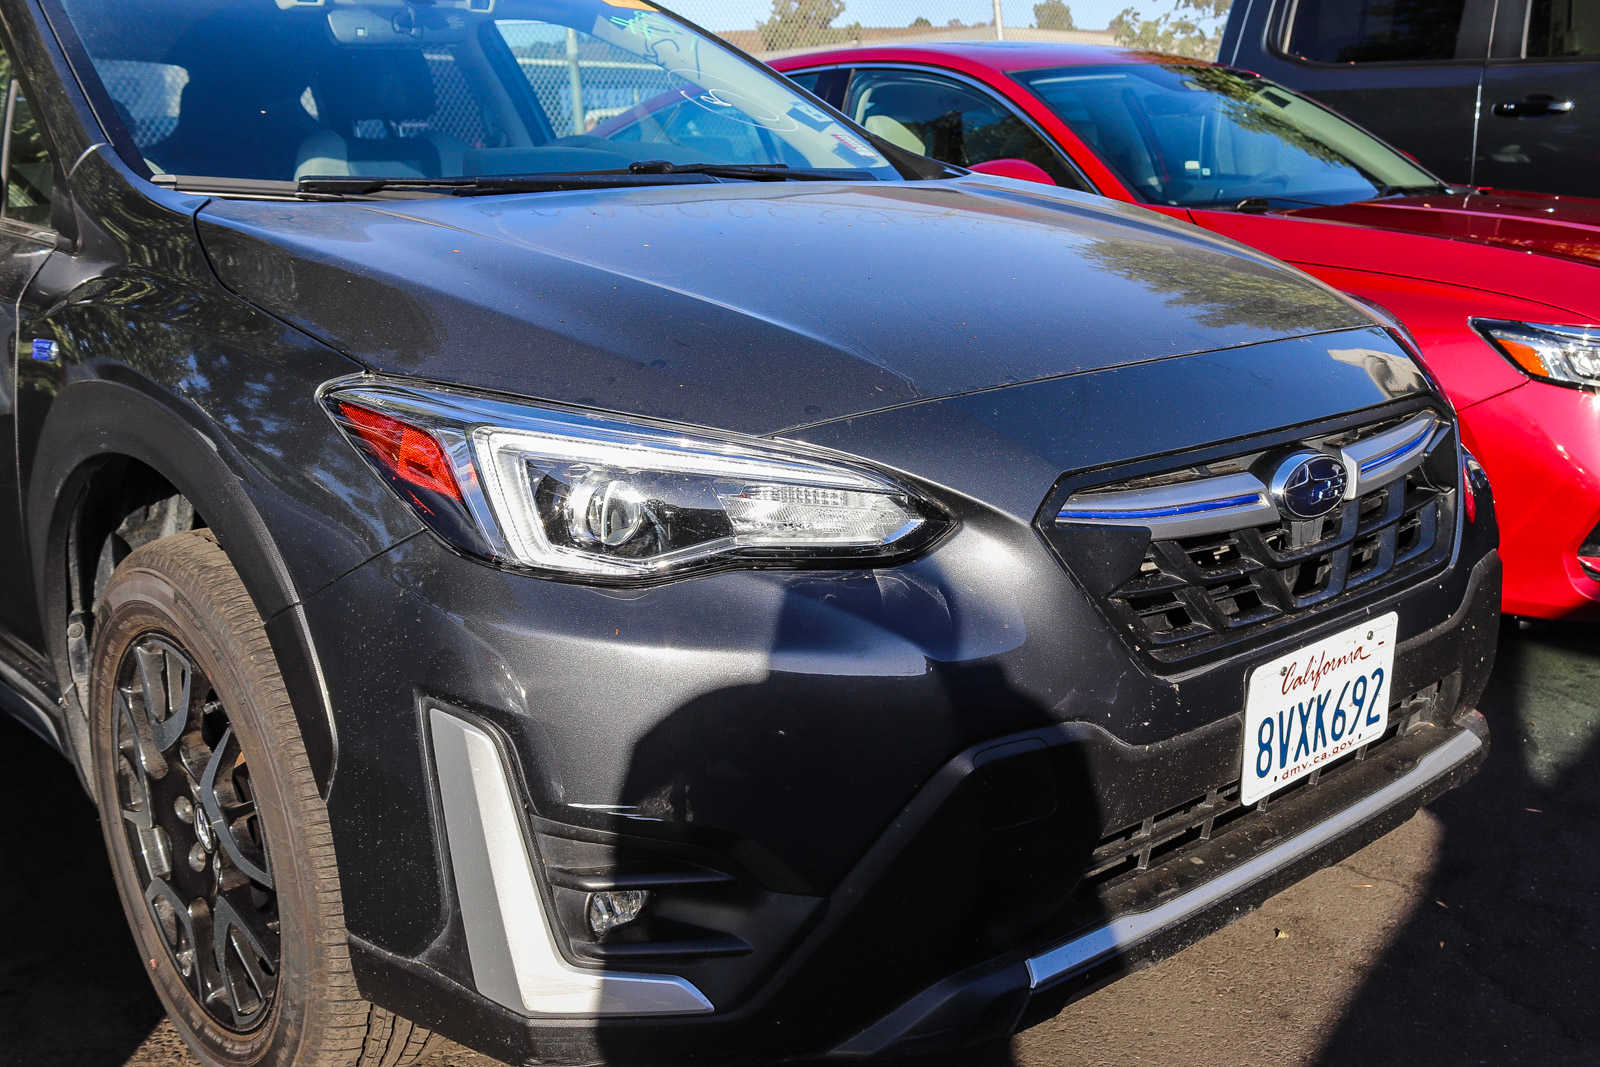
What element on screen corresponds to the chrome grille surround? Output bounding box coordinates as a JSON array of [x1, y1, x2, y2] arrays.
[[1043, 409, 1459, 666]]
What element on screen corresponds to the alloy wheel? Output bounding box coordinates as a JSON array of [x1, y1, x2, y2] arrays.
[[112, 633, 280, 1032]]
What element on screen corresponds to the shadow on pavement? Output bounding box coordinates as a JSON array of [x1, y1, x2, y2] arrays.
[[1317, 618, 1600, 1065], [0, 716, 166, 1066]]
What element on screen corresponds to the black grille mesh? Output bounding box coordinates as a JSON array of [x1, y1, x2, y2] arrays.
[[1103, 464, 1452, 663]]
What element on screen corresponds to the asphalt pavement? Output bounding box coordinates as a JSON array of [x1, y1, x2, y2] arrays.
[[2, 616, 1596, 1067]]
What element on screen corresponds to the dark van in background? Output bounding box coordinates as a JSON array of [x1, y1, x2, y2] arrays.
[[1221, 0, 1600, 197]]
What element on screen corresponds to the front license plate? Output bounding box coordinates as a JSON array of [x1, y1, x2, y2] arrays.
[[1241, 612, 1398, 805]]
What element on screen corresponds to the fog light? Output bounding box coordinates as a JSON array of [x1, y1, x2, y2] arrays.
[[587, 890, 648, 937]]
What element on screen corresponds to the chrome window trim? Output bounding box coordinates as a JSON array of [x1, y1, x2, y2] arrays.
[[779, 60, 1099, 194]]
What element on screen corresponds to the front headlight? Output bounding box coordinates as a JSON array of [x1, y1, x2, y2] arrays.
[[1474, 319, 1600, 389], [323, 379, 949, 580]]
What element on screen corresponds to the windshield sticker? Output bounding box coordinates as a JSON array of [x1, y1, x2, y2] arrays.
[[597, 10, 700, 72], [787, 101, 835, 132], [828, 130, 877, 165]]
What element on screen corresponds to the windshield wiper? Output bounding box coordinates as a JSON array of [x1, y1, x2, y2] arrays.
[[296, 163, 877, 198], [295, 171, 722, 197], [1370, 182, 1451, 198], [626, 160, 878, 181], [1230, 194, 1335, 212]]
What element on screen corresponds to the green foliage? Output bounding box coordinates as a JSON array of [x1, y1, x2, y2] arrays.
[[1033, 0, 1076, 31], [1109, 0, 1230, 59], [757, 0, 853, 51], [909, 15, 932, 27]]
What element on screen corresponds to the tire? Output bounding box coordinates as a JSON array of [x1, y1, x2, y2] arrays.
[[89, 529, 438, 1067]]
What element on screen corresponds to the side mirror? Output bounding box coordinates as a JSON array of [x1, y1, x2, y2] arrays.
[[968, 158, 1058, 186]]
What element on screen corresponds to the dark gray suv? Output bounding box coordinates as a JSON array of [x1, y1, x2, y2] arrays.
[[0, 1, 1498, 1065], [1222, 0, 1600, 196]]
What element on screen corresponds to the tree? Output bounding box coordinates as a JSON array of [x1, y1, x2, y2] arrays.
[[909, 15, 932, 27], [1033, 0, 1076, 31], [1109, 0, 1230, 59], [758, 0, 847, 51]]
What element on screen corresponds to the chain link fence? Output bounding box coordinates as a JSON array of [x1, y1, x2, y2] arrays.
[[495, 2, 1193, 136], [668, 0, 1124, 59]]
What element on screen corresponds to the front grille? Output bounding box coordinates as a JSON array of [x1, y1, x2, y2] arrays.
[[1046, 410, 1458, 666], [1111, 466, 1447, 654]]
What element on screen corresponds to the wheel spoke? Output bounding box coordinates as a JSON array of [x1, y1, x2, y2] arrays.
[[117, 687, 167, 781], [186, 896, 230, 1012], [144, 878, 199, 984], [213, 894, 277, 1028], [200, 727, 274, 890], [134, 639, 190, 750]]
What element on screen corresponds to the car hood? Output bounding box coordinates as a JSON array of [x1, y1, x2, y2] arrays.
[[198, 177, 1366, 435], [1283, 189, 1600, 269]]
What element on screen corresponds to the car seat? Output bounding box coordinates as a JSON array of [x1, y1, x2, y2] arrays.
[[296, 49, 467, 180]]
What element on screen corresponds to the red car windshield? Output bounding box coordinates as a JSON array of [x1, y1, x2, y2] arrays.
[[1014, 64, 1444, 209]]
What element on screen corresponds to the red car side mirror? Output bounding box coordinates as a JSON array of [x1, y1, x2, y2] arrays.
[[968, 159, 1058, 185]]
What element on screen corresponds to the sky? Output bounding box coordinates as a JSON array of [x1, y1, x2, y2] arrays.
[[664, 0, 1195, 33]]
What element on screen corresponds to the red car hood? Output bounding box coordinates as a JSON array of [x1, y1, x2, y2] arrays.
[[1283, 190, 1600, 268]]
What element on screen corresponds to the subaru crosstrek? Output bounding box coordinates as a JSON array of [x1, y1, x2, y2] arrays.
[[0, 1, 1498, 1065]]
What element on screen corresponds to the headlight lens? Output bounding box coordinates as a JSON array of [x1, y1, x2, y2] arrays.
[[1474, 319, 1600, 389], [324, 379, 948, 580]]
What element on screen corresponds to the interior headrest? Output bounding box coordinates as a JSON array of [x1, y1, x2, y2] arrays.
[[316, 49, 434, 128]]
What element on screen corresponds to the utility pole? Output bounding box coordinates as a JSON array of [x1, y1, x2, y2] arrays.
[[566, 28, 585, 134], [992, 0, 1005, 39]]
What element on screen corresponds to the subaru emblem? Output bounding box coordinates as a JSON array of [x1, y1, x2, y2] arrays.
[[1271, 452, 1348, 521]]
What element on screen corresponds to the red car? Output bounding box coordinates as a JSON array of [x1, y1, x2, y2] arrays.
[[771, 44, 1600, 620]]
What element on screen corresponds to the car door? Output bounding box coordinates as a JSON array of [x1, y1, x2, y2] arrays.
[[829, 65, 1093, 191], [0, 42, 62, 656], [1476, 0, 1600, 195], [1226, 0, 1494, 185]]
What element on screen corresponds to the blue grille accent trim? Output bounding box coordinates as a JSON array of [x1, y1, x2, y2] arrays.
[[1058, 493, 1265, 523], [1358, 425, 1432, 475]]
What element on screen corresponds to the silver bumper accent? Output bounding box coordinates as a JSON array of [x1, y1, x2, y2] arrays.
[[429, 708, 713, 1017], [1025, 725, 1482, 990]]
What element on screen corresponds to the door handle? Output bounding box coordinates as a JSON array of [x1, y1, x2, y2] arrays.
[[1493, 94, 1576, 118]]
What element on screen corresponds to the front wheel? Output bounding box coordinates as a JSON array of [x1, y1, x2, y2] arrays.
[[90, 529, 434, 1067]]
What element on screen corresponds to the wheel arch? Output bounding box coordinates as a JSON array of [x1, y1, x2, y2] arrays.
[[27, 377, 339, 796]]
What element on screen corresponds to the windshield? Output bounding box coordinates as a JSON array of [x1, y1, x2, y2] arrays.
[[56, 0, 898, 186], [1013, 64, 1442, 209]]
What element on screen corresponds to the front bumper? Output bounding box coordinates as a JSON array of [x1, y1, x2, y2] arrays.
[[842, 707, 1488, 1057], [300, 505, 1498, 1065], [1461, 379, 1600, 619]]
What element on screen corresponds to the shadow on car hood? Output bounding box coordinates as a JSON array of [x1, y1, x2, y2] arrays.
[[198, 178, 1366, 434]]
